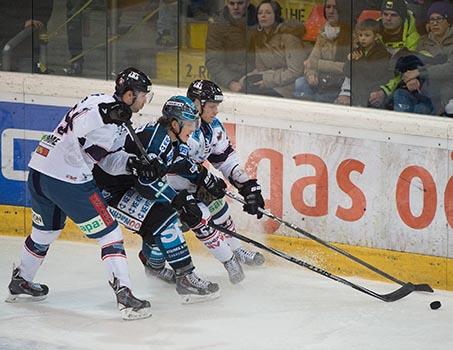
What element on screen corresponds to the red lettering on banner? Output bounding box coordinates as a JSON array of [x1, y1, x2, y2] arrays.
[[444, 176, 453, 228], [396, 166, 436, 229], [336, 159, 366, 222], [245, 148, 283, 234], [291, 154, 328, 217], [224, 123, 236, 147], [89, 193, 114, 227]]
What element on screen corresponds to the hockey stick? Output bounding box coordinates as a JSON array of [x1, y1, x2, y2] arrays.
[[225, 190, 433, 293], [124, 121, 153, 164], [124, 120, 424, 300], [209, 222, 416, 302]]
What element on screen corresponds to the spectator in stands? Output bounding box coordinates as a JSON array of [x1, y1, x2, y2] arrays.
[[240, 0, 306, 98], [0, 0, 53, 73], [64, 0, 85, 76], [293, 0, 351, 103], [393, 54, 435, 114], [337, 19, 392, 107], [205, 0, 257, 92], [366, 0, 421, 108], [156, 0, 178, 48], [395, 0, 453, 114]]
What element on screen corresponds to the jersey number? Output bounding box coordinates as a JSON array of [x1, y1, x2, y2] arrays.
[[57, 105, 88, 135]]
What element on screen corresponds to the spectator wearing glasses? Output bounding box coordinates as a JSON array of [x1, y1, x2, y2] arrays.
[[395, 0, 453, 114]]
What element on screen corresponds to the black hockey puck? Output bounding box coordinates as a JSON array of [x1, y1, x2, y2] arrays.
[[430, 301, 441, 310]]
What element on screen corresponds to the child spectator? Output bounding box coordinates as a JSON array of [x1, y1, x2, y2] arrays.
[[393, 54, 435, 114], [338, 19, 392, 107]]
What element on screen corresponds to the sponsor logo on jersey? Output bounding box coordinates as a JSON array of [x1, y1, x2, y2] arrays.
[[78, 215, 108, 235], [108, 207, 142, 231], [36, 145, 49, 157], [89, 192, 114, 226], [40, 134, 61, 147], [159, 136, 171, 153], [31, 210, 44, 226]]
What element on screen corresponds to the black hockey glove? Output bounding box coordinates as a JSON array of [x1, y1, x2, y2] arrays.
[[126, 156, 167, 180], [171, 190, 203, 228], [99, 101, 132, 125], [237, 179, 265, 219], [196, 165, 227, 200]]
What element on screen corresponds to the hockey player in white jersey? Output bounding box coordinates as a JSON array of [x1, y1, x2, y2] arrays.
[[5, 67, 161, 320], [93, 95, 221, 304], [166, 79, 266, 284]]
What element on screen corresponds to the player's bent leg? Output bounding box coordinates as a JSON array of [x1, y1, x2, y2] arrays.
[[154, 220, 220, 303], [211, 202, 265, 267], [194, 224, 244, 285], [139, 243, 176, 284], [6, 228, 61, 303]]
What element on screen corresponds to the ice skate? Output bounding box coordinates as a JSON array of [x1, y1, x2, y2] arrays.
[[234, 247, 265, 266], [5, 267, 48, 303], [138, 251, 176, 284], [176, 271, 220, 304], [109, 277, 151, 320], [223, 255, 245, 284]]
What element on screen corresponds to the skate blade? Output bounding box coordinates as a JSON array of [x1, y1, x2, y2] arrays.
[[5, 293, 47, 303], [180, 290, 221, 305], [120, 306, 152, 321]]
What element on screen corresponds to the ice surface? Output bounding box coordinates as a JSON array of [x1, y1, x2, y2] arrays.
[[0, 236, 452, 350]]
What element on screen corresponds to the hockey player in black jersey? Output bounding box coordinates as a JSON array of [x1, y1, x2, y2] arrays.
[[94, 95, 223, 303]]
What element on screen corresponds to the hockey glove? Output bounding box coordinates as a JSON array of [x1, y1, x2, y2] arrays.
[[237, 179, 265, 219], [126, 156, 167, 180], [171, 190, 203, 228], [196, 165, 227, 200], [99, 101, 132, 125]]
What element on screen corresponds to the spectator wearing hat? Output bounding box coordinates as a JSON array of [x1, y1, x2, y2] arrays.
[[399, 0, 453, 114], [366, 0, 421, 108], [393, 54, 435, 114]]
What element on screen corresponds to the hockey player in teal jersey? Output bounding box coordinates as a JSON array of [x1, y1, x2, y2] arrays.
[[94, 95, 222, 303]]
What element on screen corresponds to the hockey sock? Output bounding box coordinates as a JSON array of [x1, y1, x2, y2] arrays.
[[213, 215, 242, 251], [19, 228, 61, 281], [155, 222, 193, 272], [142, 242, 166, 270], [97, 226, 131, 289], [194, 226, 233, 263]]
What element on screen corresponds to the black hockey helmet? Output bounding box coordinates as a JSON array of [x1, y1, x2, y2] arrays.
[[187, 80, 223, 106], [162, 95, 200, 128], [115, 67, 152, 96]]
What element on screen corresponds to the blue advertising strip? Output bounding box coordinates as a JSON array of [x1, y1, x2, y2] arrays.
[[0, 101, 70, 206]]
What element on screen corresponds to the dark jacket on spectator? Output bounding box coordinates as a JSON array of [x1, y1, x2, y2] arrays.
[[205, 4, 257, 89], [344, 41, 392, 107]]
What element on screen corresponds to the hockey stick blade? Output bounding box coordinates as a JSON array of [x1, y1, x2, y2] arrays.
[[209, 223, 416, 302], [224, 190, 433, 294]]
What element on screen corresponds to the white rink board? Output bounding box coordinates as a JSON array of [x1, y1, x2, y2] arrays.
[[1, 72, 453, 258]]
